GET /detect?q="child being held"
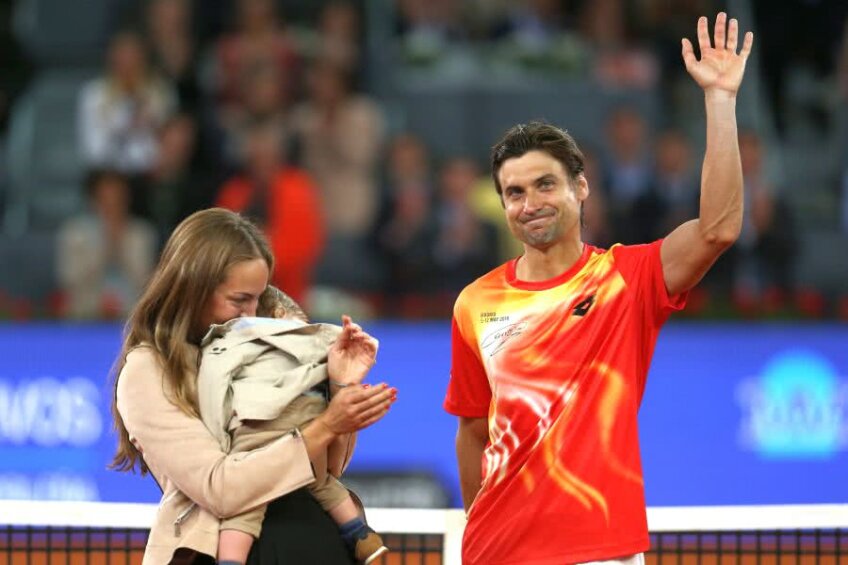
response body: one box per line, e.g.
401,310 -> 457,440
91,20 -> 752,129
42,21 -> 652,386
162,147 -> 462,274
197,285 -> 390,565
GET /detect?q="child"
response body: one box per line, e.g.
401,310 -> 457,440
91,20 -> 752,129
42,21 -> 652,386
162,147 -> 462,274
196,286 -> 390,564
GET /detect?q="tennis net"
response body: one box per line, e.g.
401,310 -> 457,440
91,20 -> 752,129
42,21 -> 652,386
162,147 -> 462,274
0,501 -> 845,564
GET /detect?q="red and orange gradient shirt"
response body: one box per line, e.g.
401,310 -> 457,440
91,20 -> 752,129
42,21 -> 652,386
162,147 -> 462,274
444,241 -> 686,565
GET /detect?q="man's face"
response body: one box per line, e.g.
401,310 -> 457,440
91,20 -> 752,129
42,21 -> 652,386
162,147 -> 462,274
498,150 -> 587,249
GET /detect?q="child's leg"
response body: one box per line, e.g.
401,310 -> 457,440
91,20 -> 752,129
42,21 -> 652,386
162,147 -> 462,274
216,420 -> 278,564
313,477 -> 388,563
327,495 -> 361,525
218,529 -> 255,564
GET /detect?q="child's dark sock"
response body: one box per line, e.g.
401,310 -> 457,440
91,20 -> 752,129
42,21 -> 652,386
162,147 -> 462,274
338,516 -> 369,548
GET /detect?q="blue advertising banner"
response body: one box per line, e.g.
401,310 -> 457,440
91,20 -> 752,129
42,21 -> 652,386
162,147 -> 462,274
0,322 -> 846,506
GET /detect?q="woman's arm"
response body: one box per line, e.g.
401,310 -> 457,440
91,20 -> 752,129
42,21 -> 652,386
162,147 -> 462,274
325,387 -> 357,478
118,348 -> 393,519
325,316 -> 381,474
118,348 -> 314,518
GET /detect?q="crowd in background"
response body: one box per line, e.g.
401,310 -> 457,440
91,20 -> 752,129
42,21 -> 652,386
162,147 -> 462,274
0,0 -> 847,320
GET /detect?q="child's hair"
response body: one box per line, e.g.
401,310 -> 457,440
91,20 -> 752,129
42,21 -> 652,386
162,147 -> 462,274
258,285 -> 309,322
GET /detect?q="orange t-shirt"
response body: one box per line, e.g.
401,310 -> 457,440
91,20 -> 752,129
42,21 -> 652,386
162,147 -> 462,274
445,241 -> 686,565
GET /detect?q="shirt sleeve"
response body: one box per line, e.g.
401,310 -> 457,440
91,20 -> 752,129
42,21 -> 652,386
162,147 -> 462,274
117,347 -> 316,519
612,240 -> 688,325
444,316 -> 491,418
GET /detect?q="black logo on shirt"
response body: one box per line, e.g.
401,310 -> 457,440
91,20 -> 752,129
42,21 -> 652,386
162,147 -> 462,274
572,294 -> 595,317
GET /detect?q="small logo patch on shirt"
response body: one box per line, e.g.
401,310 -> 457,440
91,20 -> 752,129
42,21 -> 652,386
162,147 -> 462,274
572,294 -> 595,317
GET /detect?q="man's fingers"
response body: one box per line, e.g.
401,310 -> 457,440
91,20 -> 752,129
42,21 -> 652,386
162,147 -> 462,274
713,12 -> 726,50
727,18 -> 738,52
696,16 -> 710,53
681,38 -> 697,70
740,31 -> 754,59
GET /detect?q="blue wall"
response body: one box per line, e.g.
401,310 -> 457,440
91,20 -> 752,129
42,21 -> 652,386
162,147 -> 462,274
0,322 -> 846,506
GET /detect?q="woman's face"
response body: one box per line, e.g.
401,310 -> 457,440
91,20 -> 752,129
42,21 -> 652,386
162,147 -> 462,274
198,258 -> 270,330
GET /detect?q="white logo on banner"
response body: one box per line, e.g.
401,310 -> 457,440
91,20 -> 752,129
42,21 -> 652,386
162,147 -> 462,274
0,377 -> 103,446
0,472 -> 99,500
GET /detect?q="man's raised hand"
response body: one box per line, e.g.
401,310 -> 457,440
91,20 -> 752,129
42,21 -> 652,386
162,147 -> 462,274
682,12 -> 754,97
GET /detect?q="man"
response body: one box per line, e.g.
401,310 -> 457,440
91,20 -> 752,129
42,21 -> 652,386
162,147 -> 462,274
444,14 -> 753,565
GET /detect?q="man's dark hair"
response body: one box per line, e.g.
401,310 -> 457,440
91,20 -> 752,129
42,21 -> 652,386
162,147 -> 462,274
491,121 -> 585,196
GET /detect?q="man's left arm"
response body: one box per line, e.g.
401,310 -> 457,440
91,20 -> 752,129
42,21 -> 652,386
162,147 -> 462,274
661,13 -> 754,296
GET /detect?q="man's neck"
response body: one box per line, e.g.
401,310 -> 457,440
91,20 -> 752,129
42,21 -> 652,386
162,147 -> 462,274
516,238 -> 584,282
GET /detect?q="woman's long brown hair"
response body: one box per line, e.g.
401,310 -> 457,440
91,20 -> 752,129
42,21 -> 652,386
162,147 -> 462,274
110,208 -> 273,473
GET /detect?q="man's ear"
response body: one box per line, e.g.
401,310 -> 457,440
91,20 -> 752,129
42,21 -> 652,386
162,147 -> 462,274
575,173 -> 590,201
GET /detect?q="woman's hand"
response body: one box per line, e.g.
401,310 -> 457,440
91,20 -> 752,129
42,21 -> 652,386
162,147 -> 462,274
321,383 -> 395,433
300,384 -> 396,461
328,316 -> 379,386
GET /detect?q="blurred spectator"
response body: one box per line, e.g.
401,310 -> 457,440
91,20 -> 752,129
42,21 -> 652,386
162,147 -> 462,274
631,129 -> 698,243
291,59 -> 385,289
78,31 -> 175,177
0,0 -> 30,137
732,131 -> 797,308
432,157 -> 499,292
482,0 -> 588,72
216,121 -> 323,304
396,0 -> 466,60
752,0 -> 848,135
145,114 -> 213,243
213,0 -> 300,120
374,135 -> 437,297
145,0 -> 200,113
378,182 -> 436,298
841,167 -> 848,236
295,1 -> 362,74
601,107 -> 654,243
375,133 -> 436,257
839,18 -> 848,101
839,20 -> 848,237
219,61 -> 291,168
377,135 -> 437,298
580,148 -> 614,248
643,0 -> 714,114
57,170 -> 156,319
384,133 -> 433,195
582,0 -> 658,89
469,176 -> 524,264
496,0 -> 570,47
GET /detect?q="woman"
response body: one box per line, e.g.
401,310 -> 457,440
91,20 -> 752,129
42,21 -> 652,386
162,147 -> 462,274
111,208 -> 394,564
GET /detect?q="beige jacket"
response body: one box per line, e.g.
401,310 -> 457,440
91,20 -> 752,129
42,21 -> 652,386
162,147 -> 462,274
197,317 -> 342,452
116,346 -> 319,565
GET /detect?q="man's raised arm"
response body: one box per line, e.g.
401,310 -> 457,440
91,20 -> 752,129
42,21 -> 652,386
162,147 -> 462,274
661,13 -> 755,296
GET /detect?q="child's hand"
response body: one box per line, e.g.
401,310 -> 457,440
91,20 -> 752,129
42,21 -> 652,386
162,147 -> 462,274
328,315 -> 379,385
